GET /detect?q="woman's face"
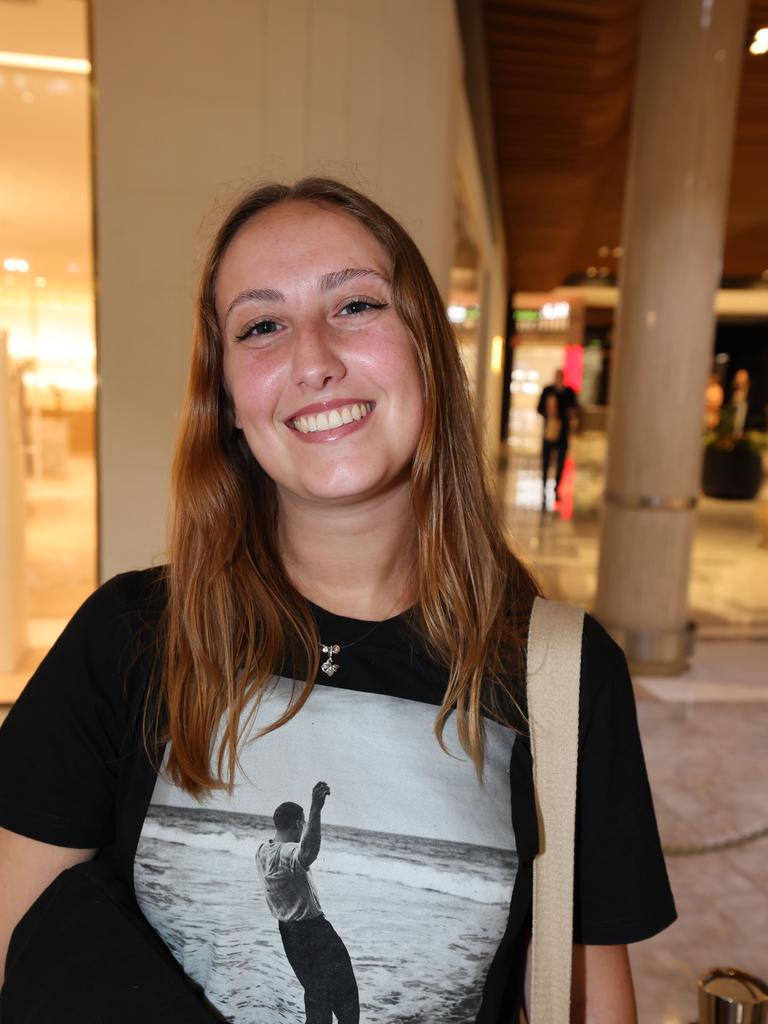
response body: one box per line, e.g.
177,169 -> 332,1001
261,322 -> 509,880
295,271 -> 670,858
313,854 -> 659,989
217,201 -> 424,508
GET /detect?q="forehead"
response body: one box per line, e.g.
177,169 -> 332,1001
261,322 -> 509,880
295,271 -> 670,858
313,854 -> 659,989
215,200 -> 390,309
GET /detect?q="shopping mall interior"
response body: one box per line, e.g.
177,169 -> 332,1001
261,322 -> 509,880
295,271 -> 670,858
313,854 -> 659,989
0,0 -> 766,1020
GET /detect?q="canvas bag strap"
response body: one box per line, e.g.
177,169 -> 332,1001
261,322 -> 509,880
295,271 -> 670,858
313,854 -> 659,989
526,596 -> 585,1024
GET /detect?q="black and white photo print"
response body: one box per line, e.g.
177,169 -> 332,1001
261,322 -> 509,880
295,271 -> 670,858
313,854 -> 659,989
134,677 -> 519,1023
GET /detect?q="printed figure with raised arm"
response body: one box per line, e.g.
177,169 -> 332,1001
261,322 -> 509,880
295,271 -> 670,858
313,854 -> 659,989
256,781 -> 359,1024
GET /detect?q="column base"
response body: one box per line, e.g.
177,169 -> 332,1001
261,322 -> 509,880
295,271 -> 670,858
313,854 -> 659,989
602,620 -> 697,676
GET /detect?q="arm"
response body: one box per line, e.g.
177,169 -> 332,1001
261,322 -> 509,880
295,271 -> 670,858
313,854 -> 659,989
571,944 -> 636,1023
297,781 -> 330,868
0,828 -> 96,983
522,941 -> 637,1023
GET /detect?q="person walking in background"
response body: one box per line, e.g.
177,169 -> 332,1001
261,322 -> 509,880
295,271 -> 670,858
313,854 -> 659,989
256,782 -> 359,1024
537,368 -> 579,505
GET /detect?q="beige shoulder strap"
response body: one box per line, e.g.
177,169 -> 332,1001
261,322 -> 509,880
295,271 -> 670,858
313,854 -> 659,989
526,596 -> 585,1024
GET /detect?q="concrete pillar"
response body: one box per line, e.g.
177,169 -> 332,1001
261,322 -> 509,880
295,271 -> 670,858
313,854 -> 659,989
90,0 -> 461,579
594,0 -> 749,673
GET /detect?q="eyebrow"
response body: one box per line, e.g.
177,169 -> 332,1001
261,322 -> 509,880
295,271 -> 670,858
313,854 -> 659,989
223,267 -> 389,326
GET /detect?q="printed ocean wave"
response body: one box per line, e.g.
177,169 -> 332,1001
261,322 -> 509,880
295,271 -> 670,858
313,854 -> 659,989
141,821 -> 254,858
140,821 -> 514,905
323,849 -> 512,905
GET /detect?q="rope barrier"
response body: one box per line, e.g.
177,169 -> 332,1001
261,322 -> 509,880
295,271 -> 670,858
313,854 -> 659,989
662,821 -> 768,857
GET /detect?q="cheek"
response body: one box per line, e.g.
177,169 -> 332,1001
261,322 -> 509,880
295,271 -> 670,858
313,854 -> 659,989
223,351 -> 285,430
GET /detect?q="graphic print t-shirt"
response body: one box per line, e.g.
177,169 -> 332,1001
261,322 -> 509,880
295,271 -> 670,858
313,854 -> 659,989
0,571 -> 677,1023
134,605 -> 520,1023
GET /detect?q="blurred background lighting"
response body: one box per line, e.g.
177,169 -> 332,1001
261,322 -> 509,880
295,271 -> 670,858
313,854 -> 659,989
541,301 -> 570,320
491,334 -> 504,374
3,257 -> 29,272
0,51 -> 91,75
447,304 -> 468,323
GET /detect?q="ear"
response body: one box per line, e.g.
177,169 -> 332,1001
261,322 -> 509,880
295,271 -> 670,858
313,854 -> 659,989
234,410 -> 242,430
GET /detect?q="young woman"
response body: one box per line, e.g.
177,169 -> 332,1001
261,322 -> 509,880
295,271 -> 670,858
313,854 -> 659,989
0,179 -> 675,1022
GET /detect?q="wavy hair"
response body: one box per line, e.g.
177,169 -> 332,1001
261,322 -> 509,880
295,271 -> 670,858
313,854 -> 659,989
156,177 -> 540,795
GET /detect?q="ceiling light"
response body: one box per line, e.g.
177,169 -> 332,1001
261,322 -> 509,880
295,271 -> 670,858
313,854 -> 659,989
598,266 -> 610,278
4,257 -> 29,272
749,29 -> 768,54
34,276 -> 47,288
597,245 -> 610,258
0,52 -> 91,75
611,246 -> 624,258
447,304 -> 467,324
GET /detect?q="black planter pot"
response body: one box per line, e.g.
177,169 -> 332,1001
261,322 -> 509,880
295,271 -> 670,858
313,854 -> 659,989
702,444 -> 764,500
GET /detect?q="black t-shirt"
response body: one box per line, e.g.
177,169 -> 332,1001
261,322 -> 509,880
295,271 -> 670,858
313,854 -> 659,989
537,385 -> 578,441
0,570 -> 675,1022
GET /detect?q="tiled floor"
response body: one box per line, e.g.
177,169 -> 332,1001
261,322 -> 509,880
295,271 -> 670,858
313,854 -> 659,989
2,441 -> 767,1021
502,433 -> 768,637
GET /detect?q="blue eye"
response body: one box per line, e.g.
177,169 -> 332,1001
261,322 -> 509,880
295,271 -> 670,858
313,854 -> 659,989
339,299 -> 387,316
235,319 -> 280,341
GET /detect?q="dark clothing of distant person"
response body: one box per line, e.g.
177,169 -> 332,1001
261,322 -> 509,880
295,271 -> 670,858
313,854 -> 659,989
537,383 -> 578,498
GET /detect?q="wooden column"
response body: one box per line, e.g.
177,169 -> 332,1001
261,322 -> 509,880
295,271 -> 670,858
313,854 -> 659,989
594,0 -> 749,672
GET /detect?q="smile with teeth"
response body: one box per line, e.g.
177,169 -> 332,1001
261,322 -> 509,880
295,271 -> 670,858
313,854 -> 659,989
289,402 -> 375,434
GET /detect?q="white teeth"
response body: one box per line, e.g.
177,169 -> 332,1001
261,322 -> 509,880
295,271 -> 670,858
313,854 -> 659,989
291,402 -> 373,434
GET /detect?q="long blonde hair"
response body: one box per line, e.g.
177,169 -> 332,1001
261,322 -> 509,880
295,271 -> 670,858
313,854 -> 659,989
157,178 -> 540,795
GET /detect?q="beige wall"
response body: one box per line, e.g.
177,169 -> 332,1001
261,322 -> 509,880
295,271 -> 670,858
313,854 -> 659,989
92,0 -> 463,578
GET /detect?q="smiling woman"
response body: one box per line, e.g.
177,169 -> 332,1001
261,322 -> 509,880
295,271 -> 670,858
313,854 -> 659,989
0,178 -> 675,1024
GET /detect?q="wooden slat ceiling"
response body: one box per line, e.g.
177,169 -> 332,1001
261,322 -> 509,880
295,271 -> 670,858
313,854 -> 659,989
483,0 -> 768,291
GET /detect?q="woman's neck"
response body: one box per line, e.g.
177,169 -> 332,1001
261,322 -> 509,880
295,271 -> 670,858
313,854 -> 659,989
277,489 -> 418,620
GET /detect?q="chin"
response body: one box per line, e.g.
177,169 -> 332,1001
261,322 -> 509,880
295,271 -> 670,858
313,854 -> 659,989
285,469 -> 406,505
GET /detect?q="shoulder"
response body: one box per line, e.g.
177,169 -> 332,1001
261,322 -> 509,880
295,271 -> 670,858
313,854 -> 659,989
578,612 -> 635,748
76,566 -> 168,624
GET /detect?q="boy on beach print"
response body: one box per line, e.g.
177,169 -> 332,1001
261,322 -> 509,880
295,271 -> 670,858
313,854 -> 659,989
256,781 -> 360,1023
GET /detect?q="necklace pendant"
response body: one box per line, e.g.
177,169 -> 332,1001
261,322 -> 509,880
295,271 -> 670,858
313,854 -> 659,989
320,644 -> 341,676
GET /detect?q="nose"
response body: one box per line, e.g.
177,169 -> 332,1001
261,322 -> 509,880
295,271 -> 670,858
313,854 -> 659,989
292,319 -> 346,391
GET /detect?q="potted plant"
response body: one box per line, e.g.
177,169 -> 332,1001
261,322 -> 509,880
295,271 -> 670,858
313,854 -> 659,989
702,409 -> 767,501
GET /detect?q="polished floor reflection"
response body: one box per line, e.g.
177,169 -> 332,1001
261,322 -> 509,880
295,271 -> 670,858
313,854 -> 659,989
502,432 -> 768,637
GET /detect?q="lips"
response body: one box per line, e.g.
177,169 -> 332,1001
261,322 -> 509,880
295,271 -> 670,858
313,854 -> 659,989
287,401 -> 375,435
